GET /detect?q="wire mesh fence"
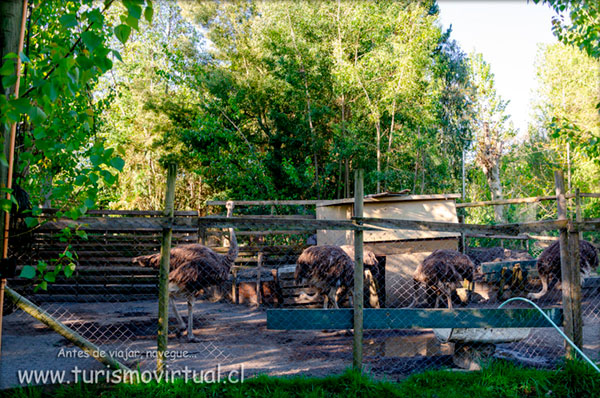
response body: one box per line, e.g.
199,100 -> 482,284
2,188 -> 600,388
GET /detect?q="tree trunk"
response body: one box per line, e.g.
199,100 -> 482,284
344,157 -> 350,198
477,123 -> 504,222
487,164 -> 504,222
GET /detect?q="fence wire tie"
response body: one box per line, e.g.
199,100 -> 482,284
498,297 -> 600,373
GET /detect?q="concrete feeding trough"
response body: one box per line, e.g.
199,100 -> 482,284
434,327 -> 531,370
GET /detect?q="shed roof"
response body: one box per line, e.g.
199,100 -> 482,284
316,193 -> 461,208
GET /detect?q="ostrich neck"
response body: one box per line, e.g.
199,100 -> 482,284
225,226 -> 238,266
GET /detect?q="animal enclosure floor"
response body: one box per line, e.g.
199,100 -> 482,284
2,299 -> 599,388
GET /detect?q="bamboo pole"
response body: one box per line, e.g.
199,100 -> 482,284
353,169 -> 364,370
5,285 -> 131,371
157,163 -> 176,374
0,0 -> 28,362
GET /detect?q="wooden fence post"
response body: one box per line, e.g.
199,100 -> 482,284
575,188 -> 583,241
554,170 -> 582,358
458,214 -> 466,254
568,228 -> 583,349
157,162 -> 177,374
353,169 -> 364,370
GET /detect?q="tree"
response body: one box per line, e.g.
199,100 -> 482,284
533,0 -> 600,59
0,0 -> 153,287
468,53 -> 514,222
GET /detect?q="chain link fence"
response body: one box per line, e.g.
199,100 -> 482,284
2,189 -> 599,387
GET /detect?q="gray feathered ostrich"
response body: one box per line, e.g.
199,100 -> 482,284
410,249 -> 476,309
133,201 -> 238,342
527,239 -> 598,300
294,245 -> 380,309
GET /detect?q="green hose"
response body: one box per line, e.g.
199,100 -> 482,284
499,297 -> 600,373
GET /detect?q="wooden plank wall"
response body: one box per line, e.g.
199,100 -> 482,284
8,211 -> 306,304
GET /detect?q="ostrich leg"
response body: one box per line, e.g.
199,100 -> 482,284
187,297 -> 199,342
323,294 -> 329,309
528,274 -> 549,300
170,298 -> 186,336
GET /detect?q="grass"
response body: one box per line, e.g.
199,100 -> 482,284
3,360 -> 598,398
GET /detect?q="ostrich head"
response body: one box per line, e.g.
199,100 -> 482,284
224,201 -> 238,266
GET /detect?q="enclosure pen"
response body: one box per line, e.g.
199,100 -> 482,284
3,167 -> 600,385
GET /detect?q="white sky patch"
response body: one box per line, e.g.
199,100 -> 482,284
437,0 -> 558,137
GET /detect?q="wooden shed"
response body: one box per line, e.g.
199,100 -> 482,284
316,193 -> 461,306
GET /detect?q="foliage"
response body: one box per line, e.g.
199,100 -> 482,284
533,0 -> 600,59
96,0 -> 207,210
0,0 -> 153,286
532,0 -> 600,173
141,0 -> 475,201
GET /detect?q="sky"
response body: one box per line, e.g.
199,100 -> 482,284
437,0 -> 559,135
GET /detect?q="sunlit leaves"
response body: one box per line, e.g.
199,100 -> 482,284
59,13 -> 78,28
81,31 -> 102,52
114,24 -> 131,44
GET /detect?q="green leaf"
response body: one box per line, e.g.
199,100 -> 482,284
110,156 -> 125,171
59,13 -> 78,28
63,263 -> 76,278
38,281 -> 48,291
75,175 -> 88,186
2,74 -> 16,90
11,97 -> 31,113
101,169 -> 116,185
28,106 -> 47,124
75,230 -> 88,240
86,9 -> 104,25
114,24 -> 131,44
144,4 -> 154,23
124,1 -> 142,19
84,198 -> 95,208
19,265 -> 36,279
125,15 -> 139,30
0,198 -> 12,212
44,273 -> 56,283
36,261 -> 47,272
111,50 -> 123,62
25,217 -> 39,228
0,59 -> 15,76
81,31 -> 102,52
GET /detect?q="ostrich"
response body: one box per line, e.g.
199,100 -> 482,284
410,249 -> 476,309
294,245 -> 380,308
339,245 -> 381,308
133,201 -> 238,342
527,239 -> 598,300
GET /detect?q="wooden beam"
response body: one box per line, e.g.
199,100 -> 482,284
456,194 -> 575,208
266,308 -> 563,330
354,217 -> 519,235
198,217 -> 367,231
207,200 -> 323,206
5,286 -> 132,371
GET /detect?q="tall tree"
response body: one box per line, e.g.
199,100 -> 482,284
468,53 -> 514,222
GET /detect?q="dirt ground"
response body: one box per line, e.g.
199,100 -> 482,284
1,298 -> 599,388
